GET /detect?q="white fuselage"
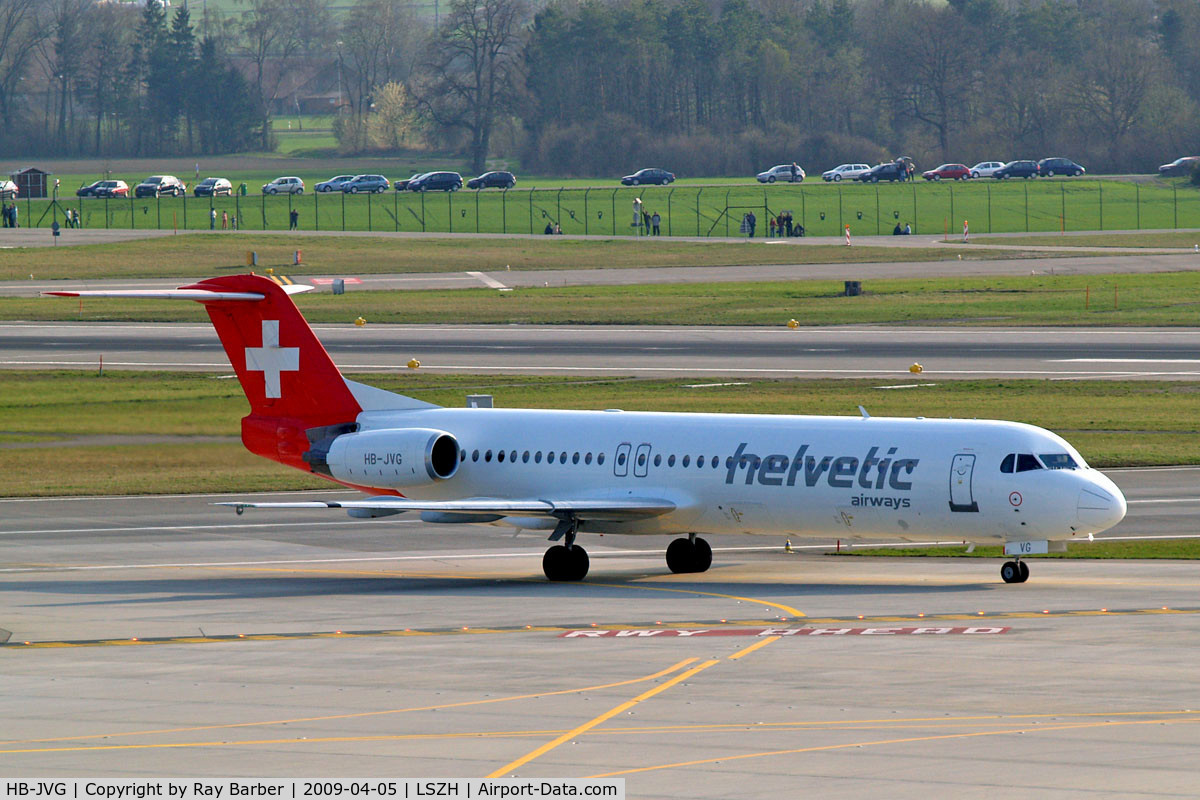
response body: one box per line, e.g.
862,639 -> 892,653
329,407 -> 1126,545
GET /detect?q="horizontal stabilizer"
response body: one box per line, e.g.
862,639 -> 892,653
43,289 -> 266,301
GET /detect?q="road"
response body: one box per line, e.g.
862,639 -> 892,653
5,321 -> 1200,379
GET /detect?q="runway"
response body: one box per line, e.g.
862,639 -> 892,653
2,468 -> 1200,794
5,321 -> 1200,379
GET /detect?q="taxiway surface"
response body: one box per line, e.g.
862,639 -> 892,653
2,468 -> 1199,795
5,321 -> 1200,379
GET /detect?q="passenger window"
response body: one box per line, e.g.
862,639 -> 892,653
654,454 -> 662,467
637,453 -> 646,467
697,456 -> 704,469
1000,454 -> 1014,473
535,451 -> 542,463
472,449 -> 480,462
711,456 -> 719,468
485,450 -> 493,462
618,453 -> 626,466
460,450 -> 466,462
668,455 -> 676,467
598,453 -> 605,465
498,450 -> 505,462
572,452 -> 580,464
560,451 -> 568,463
1040,453 -> 1078,469
522,451 -> 530,463
682,455 -> 690,467
510,450 -> 517,463
585,452 -> 592,464
1016,453 -> 1042,472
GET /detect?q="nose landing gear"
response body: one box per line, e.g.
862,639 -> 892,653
1001,559 -> 1030,584
543,515 -> 589,582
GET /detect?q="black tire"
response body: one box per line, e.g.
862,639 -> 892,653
665,538 -> 694,574
1073,169 -> 1082,177
692,538 -> 713,573
1046,170 -> 1054,177
972,171 -> 980,179
631,178 -> 639,186
931,174 -> 941,181
834,174 -> 842,181
1018,561 -> 1030,582
349,186 -> 359,194
567,546 -> 589,581
870,175 -> 879,183
1000,561 -> 1020,584
767,176 -> 776,183
543,545 -> 567,581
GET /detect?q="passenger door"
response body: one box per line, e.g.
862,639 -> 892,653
633,443 -> 651,478
949,454 -> 979,512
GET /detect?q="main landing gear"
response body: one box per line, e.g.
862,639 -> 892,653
543,516 -> 589,582
1000,559 -> 1030,584
665,534 -> 713,574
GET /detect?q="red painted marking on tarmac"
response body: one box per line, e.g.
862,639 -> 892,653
559,626 -> 1009,638
310,278 -> 363,285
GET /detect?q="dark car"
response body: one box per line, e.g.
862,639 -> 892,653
1159,157 -> 1200,177
621,168 -> 674,186
77,180 -> 105,197
467,171 -> 516,190
1037,157 -> 1085,177
921,163 -> 971,181
342,174 -> 390,194
92,180 -> 130,198
993,160 -> 1039,179
408,171 -> 463,192
857,162 -> 907,183
134,175 -> 186,198
193,177 -> 232,197
394,173 -> 424,191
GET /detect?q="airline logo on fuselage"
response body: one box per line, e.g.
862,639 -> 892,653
726,443 -> 919,491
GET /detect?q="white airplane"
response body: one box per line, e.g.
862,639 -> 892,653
47,274 -> 1127,584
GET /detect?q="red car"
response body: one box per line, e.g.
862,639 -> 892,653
921,163 -> 971,181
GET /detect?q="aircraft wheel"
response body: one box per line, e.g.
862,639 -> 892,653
1000,561 -> 1021,584
692,537 -> 713,573
543,544 -> 588,581
1018,560 -> 1030,583
666,538 -> 695,573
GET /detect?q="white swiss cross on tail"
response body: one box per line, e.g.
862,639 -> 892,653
244,320 -> 299,398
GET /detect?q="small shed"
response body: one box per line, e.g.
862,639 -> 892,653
11,167 -> 51,198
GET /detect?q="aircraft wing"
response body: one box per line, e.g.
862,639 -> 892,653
216,497 -> 675,521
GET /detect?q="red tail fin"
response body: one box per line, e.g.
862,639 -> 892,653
181,274 -> 362,470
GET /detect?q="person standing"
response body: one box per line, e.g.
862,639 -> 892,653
210,208 -> 217,230
651,211 -> 661,235
746,210 -> 756,238
221,210 -> 228,230
642,208 -> 650,235
289,208 -> 299,231
10,202 -> 17,228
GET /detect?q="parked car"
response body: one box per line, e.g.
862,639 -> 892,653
193,177 -> 232,197
467,171 -> 517,190
342,174 -> 390,194
857,162 -> 907,182
0,179 -> 17,199
408,171 -> 463,192
992,160 -> 1039,179
922,163 -> 971,181
76,180 -> 105,197
134,175 -> 186,198
755,164 -> 805,183
821,163 -> 871,182
1158,157 -> 1200,177
969,161 -> 1005,179
621,168 -> 674,186
394,173 -> 424,191
316,175 -> 355,192
262,176 -> 304,194
1037,157 -> 1085,177
91,180 -> 129,198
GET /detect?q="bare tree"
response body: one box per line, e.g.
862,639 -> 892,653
237,0 -> 303,150
418,0 -> 528,173
0,0 -> 42,127
1071,36 -> 1156,160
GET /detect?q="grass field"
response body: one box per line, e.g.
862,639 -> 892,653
2,372 -> 1198,497
5,234 -> 1016,283
15,271 -> 1200,326
979,232 -> 1200,248
14,177 -> 1200,239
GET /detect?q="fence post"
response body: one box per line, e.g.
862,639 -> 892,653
838,185 -> 843,232
611,189 -> 616,236
475,190 -> 480,233
912,183 -> 917,233
528,189 -> 533,235
1174,184 -> 1178,229
986,184 -> 991,233
1024,182 -> 1029,232
261,192 -> 266,229
875,186 -> 880,235
1136,183 -> 1140,229
1098,182 -> 1102,230
725,189 -> 731,237
667,187 -> 674,236
447,190 -> 452,233
341,191 -> 346,231
182,192 -> 187,229
696,187 -> 702,236
235,194 -> 240,229
129,195 -> 134,229
583,188 -> 589,235
156,195 -> 161,230
502,188 -> 507,233
949,185 -> 954,233
393,189 -> 398,232
556,187 -> 562,229
314,188 -> 320,231
1060,183 -> 1066,231
800,187 -> 805,233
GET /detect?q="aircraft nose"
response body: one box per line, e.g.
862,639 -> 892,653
1077,473 -> 1127,532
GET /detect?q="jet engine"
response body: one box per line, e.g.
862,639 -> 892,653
305,427 -> 460,489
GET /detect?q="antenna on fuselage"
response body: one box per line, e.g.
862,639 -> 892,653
858,405 -> 870,419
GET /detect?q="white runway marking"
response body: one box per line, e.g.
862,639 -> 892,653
1126,498 -> 1200,505
1051,358 -> 1200,364
466,271 -> 509,289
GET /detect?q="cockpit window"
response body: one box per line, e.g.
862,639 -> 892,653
1000,454 -> 1015,473
1039,453 -> 1079,470
1016,453 -> 1042,472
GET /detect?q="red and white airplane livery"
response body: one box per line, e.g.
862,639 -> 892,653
48,274 -> 1127,584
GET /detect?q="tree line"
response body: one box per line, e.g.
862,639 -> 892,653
1,0 -> 1197,176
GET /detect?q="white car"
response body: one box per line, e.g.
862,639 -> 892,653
262,176 -> 304,195
821,163 -> 871,182
969,161 -> 1005,179
0,179 -> 17,199
755,164 -> 805,183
